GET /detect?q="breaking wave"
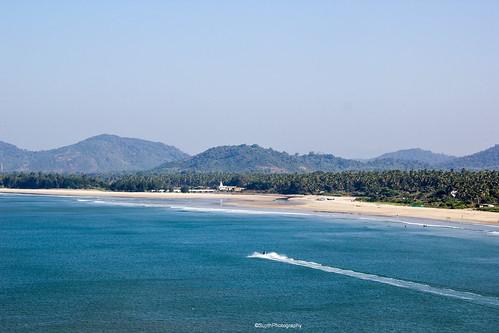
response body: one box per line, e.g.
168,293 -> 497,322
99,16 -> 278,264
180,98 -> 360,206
89,200 -> 164,208
76,199 -> 309,216
394,220 -> 463,229
357,216 -> 464,230
248,252 -> 499,308
168,205 -> 310,216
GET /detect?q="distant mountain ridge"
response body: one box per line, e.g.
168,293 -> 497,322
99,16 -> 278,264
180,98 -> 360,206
439,145 -> 499,170
157,144 -> 499,173
1,137 -> 497,173
157,144 -> 363,173
0,134 -> 188,173
373,148 -> 456,165
0,141 -> 31,171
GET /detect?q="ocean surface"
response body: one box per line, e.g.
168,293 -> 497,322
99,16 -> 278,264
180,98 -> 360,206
1,194 -> 498,333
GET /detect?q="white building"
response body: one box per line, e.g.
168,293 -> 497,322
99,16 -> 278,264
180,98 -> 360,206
218,181 -> 244,192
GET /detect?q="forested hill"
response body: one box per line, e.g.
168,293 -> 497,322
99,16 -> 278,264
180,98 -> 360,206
2,137 -> 498,173
0,141 -> 30,171
157,144 -> 364,173
0,134 -> 188,173
373,148 -> 456,165
156,144 -> 499,172
439,145 -> 499,170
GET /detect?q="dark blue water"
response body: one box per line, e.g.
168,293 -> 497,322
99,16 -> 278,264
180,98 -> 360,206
1,194 -> 498,332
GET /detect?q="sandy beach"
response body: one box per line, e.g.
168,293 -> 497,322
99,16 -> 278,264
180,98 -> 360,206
1,188 -> 498,225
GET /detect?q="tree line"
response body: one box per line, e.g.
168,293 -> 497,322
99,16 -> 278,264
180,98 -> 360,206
1,170 -> 498,209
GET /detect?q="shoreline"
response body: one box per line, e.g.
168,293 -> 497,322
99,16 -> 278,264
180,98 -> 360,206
1,188 -> 498,225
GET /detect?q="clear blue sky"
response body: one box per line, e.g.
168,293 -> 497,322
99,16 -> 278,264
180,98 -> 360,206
1,1 -> 498,158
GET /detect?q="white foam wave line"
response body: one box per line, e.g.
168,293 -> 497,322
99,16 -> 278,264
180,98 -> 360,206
353,216 -> 464,229
74,199 -> 497,231
90,200 -> 165,208
488,231 -> 499,236
78,199 -> 309,216
168,205 -> 311,216
248,252 -> 499,308
396,220 -> 463,229
374,217 -> 464,229
386,219 -> 499,233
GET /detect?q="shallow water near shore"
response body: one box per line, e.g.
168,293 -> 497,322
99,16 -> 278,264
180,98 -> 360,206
1,195 -> 498,332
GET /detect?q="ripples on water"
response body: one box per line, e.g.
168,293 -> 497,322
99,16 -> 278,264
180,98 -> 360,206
1,194 -> 498,333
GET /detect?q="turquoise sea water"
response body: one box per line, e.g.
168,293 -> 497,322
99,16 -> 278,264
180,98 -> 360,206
1,194 -> 498,332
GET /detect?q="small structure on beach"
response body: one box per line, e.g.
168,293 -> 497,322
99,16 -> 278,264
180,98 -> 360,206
218,181 -> 245,192
189,188 -> 216,193
480,204 -> 495,208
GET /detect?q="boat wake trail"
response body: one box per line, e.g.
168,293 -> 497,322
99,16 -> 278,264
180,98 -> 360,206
248,252 -> 499,308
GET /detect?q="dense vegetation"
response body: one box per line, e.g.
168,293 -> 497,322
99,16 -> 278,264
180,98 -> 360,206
2,136 -> 498,173
157,144 -> 363,173
443,144 -> 499,170
157,144 -> 499,173
1,170 -> 498,209
0,173 -> 108,189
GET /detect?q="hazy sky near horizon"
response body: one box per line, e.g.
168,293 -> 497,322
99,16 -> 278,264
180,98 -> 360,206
1,1 -> 498,158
